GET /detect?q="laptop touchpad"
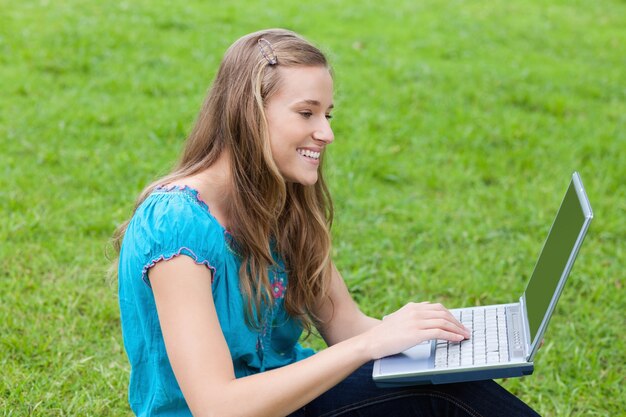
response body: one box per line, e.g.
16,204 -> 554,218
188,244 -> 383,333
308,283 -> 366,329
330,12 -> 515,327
380,341 -> 432,373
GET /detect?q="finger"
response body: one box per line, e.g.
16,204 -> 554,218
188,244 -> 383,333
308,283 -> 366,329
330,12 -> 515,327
420,328 -> 467,342
446,312 -> 468,334
413,304 -> 469,335
417,318 -> 470,338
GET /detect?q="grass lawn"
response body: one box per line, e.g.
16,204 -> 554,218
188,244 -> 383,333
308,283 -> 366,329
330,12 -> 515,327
1,0 -> 624,415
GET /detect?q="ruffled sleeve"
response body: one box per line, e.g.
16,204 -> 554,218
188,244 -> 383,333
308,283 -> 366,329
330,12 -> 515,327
122,187 -> 226,288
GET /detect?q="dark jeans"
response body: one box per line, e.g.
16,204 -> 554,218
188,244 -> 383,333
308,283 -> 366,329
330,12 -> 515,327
288,362 -> 540,417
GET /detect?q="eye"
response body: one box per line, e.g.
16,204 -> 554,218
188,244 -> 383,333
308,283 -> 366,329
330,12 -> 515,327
299,111 -> 313,119
325,114 -> 333,121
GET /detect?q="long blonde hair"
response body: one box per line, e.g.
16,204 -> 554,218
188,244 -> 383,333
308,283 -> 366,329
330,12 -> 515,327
113,29 -> 334,330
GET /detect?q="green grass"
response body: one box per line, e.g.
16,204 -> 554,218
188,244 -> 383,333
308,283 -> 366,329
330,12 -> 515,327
1,0 -> 624,415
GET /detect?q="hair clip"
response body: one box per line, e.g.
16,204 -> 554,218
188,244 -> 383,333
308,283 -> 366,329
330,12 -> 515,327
258,38 -> 278,65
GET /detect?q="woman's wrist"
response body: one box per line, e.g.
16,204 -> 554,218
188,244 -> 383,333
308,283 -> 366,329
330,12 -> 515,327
345,326 -> 378,362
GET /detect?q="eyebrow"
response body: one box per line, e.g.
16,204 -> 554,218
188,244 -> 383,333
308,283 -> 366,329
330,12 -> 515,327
295,99 -> 334,110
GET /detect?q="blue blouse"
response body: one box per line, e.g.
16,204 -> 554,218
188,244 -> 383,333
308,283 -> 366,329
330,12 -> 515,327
118,186 -> 314,416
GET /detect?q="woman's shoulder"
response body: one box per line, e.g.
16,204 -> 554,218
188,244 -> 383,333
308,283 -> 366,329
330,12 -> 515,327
139,185 -> 222,229
124,185 -> 228,261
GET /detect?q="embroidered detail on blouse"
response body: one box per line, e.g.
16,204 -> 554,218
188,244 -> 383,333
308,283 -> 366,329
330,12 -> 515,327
141,247 -> 216,287
271,276 -> 286,299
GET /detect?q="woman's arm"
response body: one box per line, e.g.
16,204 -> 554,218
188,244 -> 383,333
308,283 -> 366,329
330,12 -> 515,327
150,256 -> 468,417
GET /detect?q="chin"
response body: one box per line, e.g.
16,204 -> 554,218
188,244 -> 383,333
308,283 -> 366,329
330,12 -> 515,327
286,174 -> 319,186
300,178 -> 318,186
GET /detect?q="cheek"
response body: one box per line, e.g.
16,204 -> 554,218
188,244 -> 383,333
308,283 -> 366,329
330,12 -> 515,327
267,138 -> 291,174
268,126 -> 297,156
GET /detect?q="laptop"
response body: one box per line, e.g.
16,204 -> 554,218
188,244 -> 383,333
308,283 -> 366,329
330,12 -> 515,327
372,172 -> 593,386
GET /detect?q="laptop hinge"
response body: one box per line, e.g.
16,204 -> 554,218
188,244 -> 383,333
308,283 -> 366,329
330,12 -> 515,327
519,294 -> 533,360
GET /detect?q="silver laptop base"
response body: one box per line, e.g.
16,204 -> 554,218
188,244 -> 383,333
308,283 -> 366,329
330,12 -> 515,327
374,362 -> 534,387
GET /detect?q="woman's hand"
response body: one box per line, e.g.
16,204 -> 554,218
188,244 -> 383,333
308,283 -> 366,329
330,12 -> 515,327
359,302 -> 471,360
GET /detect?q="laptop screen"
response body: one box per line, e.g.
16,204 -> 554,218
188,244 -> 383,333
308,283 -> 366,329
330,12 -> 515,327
524,173 -> 592,345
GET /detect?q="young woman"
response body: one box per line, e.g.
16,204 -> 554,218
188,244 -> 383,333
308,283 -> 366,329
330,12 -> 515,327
114,29 -> 540,417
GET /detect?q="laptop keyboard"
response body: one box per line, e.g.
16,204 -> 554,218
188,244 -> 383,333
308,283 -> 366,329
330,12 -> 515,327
434,306 -> 511,368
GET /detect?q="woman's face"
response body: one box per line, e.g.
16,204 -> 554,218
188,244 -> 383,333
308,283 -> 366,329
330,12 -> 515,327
264,65 -> 334,186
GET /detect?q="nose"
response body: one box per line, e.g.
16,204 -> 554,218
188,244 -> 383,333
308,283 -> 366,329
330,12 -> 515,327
312,118 -> 334,144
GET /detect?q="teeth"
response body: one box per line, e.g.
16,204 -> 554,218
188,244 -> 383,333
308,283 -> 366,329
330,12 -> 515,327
298,149 -> 320,160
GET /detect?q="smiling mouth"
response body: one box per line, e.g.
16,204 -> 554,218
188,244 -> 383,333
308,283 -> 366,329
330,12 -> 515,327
297,149 -> 321,160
